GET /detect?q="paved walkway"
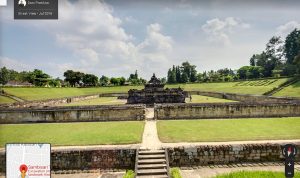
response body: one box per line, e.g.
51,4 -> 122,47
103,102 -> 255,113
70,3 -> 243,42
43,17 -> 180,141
141,107 -> 162,149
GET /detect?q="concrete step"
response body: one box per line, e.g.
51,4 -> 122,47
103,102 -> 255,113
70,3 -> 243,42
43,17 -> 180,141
136,174 -> 168,178
139,150 -> 165,155
137,164 -> 167,169
139,154 -> 165,159
138,159 -> 166,164
137,168 -> 167,175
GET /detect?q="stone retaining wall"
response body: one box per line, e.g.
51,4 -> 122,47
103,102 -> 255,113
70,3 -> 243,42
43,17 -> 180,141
0,146 -> 137,172
154,102 -> 300,119
0,105 -> 145,124
166,143 -> 300,167
188,91 -> 299,103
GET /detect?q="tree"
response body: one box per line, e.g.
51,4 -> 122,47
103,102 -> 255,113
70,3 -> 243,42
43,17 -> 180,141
175,66 -> 181,83
82,74 -> 98,86
282,64 -> 297,76
0,67 -> 9,85
265,36 -> 284,65
181,61 -> 197,82
237,66 -> 249,79
250,55 -> 256,66
64,70 -> 84,87
294,52 -> 300,74
160,77 -> 167,84
110,77 -> 120,86
49,78 -> 61,87
99,75 -> 109,86
181,72 -> 189,83
129,70 -> 138,80
167,68 -> 176,84
190,66 -> 197,82
119,77 -> 126,85
284,29 -> 300,64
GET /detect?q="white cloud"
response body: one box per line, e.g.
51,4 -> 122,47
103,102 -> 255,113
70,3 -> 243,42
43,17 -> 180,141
276,21 -> 300,37
138,23 -> 173,53
34,1 -> 173,78
0,57 -> 32,71
201,17 -> 250,46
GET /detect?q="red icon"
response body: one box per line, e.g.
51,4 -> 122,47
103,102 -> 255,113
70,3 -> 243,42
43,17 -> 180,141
19,164 -> 28,173
19,164 -> 28,178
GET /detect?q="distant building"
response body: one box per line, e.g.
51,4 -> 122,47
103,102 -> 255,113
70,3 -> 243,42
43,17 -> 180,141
127,74 -> 186,104
4,80 -> 33,87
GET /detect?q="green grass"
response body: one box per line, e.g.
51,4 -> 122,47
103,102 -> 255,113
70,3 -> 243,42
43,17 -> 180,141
214,171 -> 300,178
0,95 -> 16,104
185,95 -> 236,103
166,78 -> 289,95
274,81 -> 300,98
123,170 -> 135,178
0,78 -> 291,101
170,168 -> 182,178
1,86 -> 142,101
157,118 -> 300,142
61,97 -> 126,106
0,121 -> 144,147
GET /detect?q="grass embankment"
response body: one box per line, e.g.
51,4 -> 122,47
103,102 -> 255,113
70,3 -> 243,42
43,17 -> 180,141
0,121 -> 144,147
1,86 -> 142,101
185,95 -> 236,103
167,78 -> 289,95
214,171 -> 300,178
0,95 -> 16,104
273,81 -> 300,98
1,78 -> 290,101
61,97 -> 126,106
157,118 -> 300,142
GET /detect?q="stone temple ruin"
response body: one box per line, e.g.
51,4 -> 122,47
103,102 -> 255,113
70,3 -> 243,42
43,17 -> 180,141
127,74 -> 186,104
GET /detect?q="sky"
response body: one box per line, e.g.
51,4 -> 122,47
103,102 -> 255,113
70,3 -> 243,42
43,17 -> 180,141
1,0 -> 300,79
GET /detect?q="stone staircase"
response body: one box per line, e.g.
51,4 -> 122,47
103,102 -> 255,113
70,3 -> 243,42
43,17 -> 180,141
135,148 -> 170,178
263,77 -> 300,96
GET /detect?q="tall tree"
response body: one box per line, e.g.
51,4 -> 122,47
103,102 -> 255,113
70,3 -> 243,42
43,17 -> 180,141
167,68 -> 176,84
250,55 -> 256,66
265,36 -> 284,65
82,74 -> 98,86
0,67 -> 9,85
284,29 -> 300,64
175,66 -> 181,83
99,75 -> 109,86
64,70 -> 84,87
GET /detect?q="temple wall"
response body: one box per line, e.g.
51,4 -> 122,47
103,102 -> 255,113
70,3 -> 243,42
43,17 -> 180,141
0,105 -> 145,124
154,102 -> 300,119
188,91 -> 299,103
166,143 -> 300,167
0,146 -> 137,172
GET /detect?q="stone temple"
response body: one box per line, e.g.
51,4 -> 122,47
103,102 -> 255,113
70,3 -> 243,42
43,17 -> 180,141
127,74 -> 186,104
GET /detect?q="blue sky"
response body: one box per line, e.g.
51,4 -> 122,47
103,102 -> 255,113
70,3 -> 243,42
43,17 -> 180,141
1,0 -> 300,79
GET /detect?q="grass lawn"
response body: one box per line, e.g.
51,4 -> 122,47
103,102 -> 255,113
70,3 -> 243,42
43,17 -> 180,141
61,97 -> 126,106
1,78 -> 290,101
1,86 -> 142,101
214,171 -> 300,178
0,95 -> 16,104
157,118 -> 300,142
185,95 -> 236,103
273,81 -> 300,98
167,78 -> 289,95
0,121 -> 144,147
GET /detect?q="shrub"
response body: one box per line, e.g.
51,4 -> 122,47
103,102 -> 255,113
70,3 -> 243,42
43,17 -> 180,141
170,167 -> 182,178
123,170 -> 135,178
